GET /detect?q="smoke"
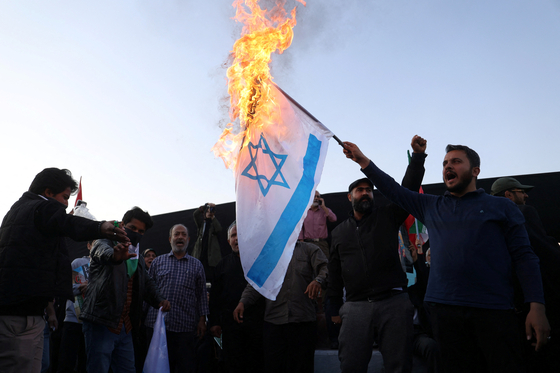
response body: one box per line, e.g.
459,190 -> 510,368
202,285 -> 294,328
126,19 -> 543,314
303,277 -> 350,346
271,0 -> 377,84
215,0 -> 376,127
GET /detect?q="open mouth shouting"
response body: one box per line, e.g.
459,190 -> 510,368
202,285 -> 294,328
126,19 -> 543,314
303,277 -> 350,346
445,171 -> 457,184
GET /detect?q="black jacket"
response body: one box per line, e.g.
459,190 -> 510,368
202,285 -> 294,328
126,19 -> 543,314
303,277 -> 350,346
80,239 -> 164,329
209,253 -> 265,328
0,192 -> 102,315
327,153 -> 425,313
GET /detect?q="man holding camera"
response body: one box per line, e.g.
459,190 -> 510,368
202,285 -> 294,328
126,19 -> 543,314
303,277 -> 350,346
298,191 -> 337,260
193,203 -> 222,282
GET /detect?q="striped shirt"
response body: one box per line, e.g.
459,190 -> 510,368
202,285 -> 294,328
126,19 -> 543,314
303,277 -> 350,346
145,252 -> 209,333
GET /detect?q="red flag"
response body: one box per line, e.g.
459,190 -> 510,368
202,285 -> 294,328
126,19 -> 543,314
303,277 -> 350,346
74,177 -> 82,207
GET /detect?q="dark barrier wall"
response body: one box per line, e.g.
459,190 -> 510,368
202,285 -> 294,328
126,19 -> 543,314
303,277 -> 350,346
67,172 -> 560,260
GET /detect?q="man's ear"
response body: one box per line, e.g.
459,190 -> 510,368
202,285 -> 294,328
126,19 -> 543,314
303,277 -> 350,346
472,167 -> 480,178
43,188 -> 54,198
347,192 -> 352,202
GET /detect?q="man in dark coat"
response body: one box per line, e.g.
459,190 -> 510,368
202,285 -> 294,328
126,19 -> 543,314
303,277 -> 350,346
0,168 -> 128,373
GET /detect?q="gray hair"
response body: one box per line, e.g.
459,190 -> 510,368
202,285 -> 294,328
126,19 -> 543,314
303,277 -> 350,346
227,220 -> 237,240
169,224 -> 188,237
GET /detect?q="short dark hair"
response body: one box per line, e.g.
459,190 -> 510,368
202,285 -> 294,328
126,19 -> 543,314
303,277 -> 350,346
445,145 -> 480,169
29,168 -> 78,195
122,207 -> 154,231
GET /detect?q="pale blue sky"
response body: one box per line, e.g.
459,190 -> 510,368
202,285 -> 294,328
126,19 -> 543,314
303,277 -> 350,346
1,0 -> 559,220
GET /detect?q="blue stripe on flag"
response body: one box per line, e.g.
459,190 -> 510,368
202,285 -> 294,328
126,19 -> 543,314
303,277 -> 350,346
247,134 -> 321,287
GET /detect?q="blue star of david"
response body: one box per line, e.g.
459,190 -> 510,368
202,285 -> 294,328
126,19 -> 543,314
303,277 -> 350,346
241,134 -> 289,196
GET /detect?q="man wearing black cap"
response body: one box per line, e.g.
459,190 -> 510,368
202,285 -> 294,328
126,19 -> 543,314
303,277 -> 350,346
491,177 -> 533,205
492,177 -> 560,372
327,135 -> 427,373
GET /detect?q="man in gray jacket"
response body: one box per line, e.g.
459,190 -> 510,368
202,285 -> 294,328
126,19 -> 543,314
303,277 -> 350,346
233,241 -> 327,373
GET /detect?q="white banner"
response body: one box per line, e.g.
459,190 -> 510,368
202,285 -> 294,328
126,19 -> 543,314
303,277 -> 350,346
235,84 -> 333,300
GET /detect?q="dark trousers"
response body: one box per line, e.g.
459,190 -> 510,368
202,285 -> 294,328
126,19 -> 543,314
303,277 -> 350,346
222,321 -> 264,373
263,321 -> 316,373
57,322 -> 87,373
412,327 -> 440,373
426,302 -> 526,373
146,327 -> 196,373
323,298 -> 341,345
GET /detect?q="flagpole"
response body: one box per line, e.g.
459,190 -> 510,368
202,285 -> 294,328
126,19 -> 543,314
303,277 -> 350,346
272,83 -> 345,147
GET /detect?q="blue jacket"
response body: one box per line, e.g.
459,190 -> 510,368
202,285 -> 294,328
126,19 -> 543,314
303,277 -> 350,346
362,161 -> 544,309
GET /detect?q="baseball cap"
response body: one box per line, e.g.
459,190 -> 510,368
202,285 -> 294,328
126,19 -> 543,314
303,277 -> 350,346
491,177 -> 534,196
348,178 -> 373,193
142,248 -> 156,257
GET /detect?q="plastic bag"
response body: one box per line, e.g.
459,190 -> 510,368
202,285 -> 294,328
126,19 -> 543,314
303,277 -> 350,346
143,308 -> 170,373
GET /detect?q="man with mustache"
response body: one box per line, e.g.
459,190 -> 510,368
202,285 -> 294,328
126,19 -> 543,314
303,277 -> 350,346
327,136 -> 427,373
145,224 -> 209,373
491,177 -> 560,372
342,141 -> 550,372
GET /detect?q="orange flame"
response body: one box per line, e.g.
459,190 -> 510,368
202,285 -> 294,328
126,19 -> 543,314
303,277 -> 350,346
212,0 -> 305,169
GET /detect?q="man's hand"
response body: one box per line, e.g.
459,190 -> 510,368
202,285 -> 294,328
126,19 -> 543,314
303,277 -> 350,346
46,301 -> 58,331
526,302 -> 551,351
48,313 -> 58,332
197,316 -> 207,340
210,325 -> 222,337
100,221 -> 130,244
408,244 -> 418,263
304,280 -> 322,300
112,243 -> 136,262
342,142 -> 371,169
331,316 -> 342,324
411,135 -> 427,154
205,203 -> 216,219
233,302 -> 245,323
159,300 -> 171,312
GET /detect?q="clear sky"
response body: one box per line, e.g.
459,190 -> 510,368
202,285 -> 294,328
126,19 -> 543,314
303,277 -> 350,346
1,0 -> 559,220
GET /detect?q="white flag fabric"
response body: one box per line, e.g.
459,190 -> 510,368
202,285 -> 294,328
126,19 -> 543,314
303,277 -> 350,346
236,84 -> 333,300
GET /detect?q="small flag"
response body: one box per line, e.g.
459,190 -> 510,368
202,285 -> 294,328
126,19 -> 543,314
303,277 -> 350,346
74,177 -> 83,207
236,84 -> 333,300
405,151 -> 429,251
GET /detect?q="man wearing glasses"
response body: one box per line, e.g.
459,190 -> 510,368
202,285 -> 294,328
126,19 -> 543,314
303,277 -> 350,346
492,177 -> 560,372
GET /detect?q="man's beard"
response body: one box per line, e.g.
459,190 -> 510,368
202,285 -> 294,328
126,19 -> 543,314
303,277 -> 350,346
446,173 -> 474,194
311,202 -> 319,208
352,197 -> 373,213
171,241 -> 187,254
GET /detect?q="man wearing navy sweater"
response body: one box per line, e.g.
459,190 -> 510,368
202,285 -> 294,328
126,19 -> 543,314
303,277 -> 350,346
342,140 -> 550,373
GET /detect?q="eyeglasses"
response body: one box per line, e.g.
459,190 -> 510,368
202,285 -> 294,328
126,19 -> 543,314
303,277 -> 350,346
509,189 -> 527,195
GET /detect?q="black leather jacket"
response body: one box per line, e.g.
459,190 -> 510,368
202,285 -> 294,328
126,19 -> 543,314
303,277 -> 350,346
80,239 -> 164,329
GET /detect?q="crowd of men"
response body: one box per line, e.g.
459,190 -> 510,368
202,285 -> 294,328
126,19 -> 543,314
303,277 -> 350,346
0,135 -> 558,373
